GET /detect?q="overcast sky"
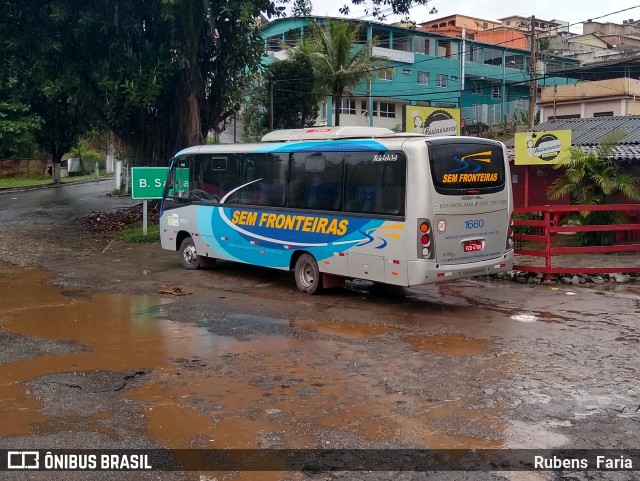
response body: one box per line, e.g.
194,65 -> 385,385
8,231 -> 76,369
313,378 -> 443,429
306,0 -> 640,34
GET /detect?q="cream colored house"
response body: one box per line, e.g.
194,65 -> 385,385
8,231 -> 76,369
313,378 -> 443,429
539,78 -> 640,122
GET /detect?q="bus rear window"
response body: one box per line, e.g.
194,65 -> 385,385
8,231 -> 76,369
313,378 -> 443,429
429,141 -> 505,195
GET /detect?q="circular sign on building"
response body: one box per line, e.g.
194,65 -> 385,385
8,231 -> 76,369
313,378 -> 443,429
532,133 -> 562,162
423,110 -> 458,137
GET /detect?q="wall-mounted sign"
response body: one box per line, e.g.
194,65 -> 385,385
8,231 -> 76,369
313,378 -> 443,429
405,106 -> 460,137
514,130 -> 572,165
372,46 -> 415,64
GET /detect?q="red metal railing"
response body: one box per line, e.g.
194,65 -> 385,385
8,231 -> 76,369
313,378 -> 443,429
513,204 -> 640,279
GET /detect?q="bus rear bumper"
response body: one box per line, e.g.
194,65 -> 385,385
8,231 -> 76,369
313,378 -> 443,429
407,251 -> 514,285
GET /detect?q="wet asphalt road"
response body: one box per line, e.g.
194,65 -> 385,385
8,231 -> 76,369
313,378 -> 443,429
0,184 -> 639,481
0,180 -> 138,222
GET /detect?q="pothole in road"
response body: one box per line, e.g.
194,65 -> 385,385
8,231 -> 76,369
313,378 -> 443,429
290,319 -> 401,338
0,266 -> 514,454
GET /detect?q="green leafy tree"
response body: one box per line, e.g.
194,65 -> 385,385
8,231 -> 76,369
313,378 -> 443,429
270,54 -> 319,129
74,0 -> 276,164
291,0 -> 312,16
1,1 -> 97,182
1,0 -> 434,166
335,0 -> 436,20
305,19 -> 382,126
0,68 -> 41,158
242,78 -> 269,142
547,132 -> 640,245
243,53 -> 318,139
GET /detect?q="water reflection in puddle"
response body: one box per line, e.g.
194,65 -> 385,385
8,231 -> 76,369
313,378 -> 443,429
0,267 -> 513,455
405,334 -> 491,356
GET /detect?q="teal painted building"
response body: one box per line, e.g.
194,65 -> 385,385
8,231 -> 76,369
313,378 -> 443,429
260,17 -> 579,129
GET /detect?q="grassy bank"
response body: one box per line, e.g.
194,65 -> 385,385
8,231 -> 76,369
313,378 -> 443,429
0,172 -> 110,189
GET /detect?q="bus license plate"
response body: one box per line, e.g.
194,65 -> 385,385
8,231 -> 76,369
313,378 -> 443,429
463,240 -> 483,252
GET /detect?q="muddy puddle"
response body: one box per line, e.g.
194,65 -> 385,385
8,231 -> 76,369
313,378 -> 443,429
0,266 -> 523,477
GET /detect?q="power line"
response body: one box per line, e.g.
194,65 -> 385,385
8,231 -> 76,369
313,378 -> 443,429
263,5 -> 640,114
269,4 -> 638,84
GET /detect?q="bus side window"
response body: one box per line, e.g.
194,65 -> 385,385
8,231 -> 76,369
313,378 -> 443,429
345,152 -> 406,216
226,153 -> 287,207
345,183 -> 376,213
377,163 -> 405,215
289,152 -> 343,211
345,157 -> 377,214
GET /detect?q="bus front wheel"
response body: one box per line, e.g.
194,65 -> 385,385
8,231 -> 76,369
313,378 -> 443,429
179,237 -> 201,270
294,253 -> 324,295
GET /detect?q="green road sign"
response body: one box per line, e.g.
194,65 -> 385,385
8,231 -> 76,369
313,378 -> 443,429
131,167 -> 169,199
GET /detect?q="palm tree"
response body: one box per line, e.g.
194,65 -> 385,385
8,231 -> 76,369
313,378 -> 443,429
306,19 -> 382,126
547,131 -> 640,245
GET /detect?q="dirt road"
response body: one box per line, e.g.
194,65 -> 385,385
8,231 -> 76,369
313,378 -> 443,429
0,185 -> 638,480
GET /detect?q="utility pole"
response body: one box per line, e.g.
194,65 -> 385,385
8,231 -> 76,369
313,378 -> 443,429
528,16 -> 537,128
269,77 -> 274,132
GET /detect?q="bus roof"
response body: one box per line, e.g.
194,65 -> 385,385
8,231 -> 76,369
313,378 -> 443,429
261,126 -> 424,142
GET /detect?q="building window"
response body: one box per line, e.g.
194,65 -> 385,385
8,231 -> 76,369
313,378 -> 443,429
417,71 -> 430,85
593,111 -> 613,117
484,48 -> 502,66
492,86 -> 501,98
361,100 -> 378,116
472,82 -> 481,94
267,36 -> 283,52
379,102 -> 396,118
414,37 -> 431,55
436,74 -> 448,87
465,46 -> 482,63
340,98 -> 356,114
379,67 -> 394,80
394,34 -> 411,52
505,54 -> 525,69
372,27 -> 390,48
438,40 -> 457,59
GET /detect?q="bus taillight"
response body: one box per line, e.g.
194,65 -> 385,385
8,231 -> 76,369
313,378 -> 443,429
418,219 -> 434,259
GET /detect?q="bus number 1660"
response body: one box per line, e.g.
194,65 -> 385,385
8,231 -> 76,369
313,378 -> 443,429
464,219 -> 484,229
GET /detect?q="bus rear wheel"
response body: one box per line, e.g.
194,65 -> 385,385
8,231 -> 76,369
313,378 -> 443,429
179,237 -> 201,270
294,253 -> 323,295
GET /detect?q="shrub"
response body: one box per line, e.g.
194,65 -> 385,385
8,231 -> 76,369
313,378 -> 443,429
513,213 -> 538,235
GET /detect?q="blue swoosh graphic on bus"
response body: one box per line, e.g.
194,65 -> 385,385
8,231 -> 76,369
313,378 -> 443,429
356,229 -> 387,249
449,156 -> 482,173
356,229 -> 374,246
